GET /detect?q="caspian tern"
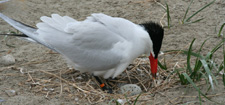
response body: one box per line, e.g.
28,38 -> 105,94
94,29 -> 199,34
0,13 -> 164,87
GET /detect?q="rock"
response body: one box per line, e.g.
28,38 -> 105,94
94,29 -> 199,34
0,54 -> 15,65
0,97 -> 5,102
5,90 -> 16,97
120,84 -> 142,96
117,99 -> 125,105
0,0 -> 10,4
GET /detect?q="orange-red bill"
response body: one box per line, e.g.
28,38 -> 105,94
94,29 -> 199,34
149,53 -> 158,79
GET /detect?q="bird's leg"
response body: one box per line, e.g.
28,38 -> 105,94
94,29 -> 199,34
105,77 -> 119,87
93,76 -> 112,93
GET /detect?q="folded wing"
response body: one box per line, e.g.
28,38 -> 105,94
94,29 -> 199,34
36,14 -> 132,71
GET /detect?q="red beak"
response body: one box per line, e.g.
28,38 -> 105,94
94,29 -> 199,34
149,53 -> 158,79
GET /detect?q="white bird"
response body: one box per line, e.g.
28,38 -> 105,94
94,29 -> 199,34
0,13 -> 164,80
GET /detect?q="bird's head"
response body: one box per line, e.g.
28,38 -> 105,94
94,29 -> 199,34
140,22 -> 164,79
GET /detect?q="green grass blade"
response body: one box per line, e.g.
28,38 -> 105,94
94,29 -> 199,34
200,59 -> 218,88
198,91 -> 202,105
223,74 -> 225,86
194,39 -> 208,72
199,71 -> 209,86
158,61 -> 167,70
183,73 -> 210,102
133,94 -> 141,105
124,94 -> 131,105
182,0 -> 194,24
207,38 -> 225,59
217,22 -> 225,37
191,60 -> 202,79
164,0 -> 171,28
185,18 -> 204,24
216,62 -> 224,75
211,40 -> 224,54
163,50 -> 204,59
187,39 -> 196,74
177,70 -> 187,85
223,36 -> 225,86
185,0 -> 215,22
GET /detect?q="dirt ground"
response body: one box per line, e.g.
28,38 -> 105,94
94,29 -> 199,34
0,0 -> 225,105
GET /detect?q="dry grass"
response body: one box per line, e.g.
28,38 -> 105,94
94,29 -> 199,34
1,51 -> 224,104
0,50 -> 193,104
1,0 -> 224,104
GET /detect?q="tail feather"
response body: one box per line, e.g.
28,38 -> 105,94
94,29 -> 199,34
0,13 -> 37,37
0,33 -> 28,37
40,14 -> 78,33
0,13 -> 57,52
0,33 -> 37,43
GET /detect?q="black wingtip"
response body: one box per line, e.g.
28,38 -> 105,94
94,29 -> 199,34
0,33 -> 28,37
13,19 -> 36,29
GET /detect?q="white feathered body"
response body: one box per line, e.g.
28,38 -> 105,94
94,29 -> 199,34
0,13 -> 152,79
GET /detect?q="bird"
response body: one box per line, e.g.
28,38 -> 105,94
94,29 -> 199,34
0,13 -> 164,91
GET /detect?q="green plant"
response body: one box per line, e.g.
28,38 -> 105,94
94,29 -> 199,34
133,94 -> 141,105
182,0 -> 216,24
164,38 -> 225,104
221,23 -> 225,86
217,22 -> 225,37
160,0 -> 215,28
223,43 -> 225,86
158,54 -> 167,70
164,0 -> 171,28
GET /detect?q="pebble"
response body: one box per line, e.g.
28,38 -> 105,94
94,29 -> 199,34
5,90 -> 16,97
0,97 -> 5,102
0,54 -> 16,65
117,99 -> 125,104
0,0 -> 10,4
120,84 -> 142,96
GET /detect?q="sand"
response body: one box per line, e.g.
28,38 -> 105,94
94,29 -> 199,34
0,0 -> 225,104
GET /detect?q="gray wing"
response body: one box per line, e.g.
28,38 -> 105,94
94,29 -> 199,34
36,14 -> 131,71
0,13 -> 132,71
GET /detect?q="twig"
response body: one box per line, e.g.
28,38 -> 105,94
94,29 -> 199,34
160,13 -> 167,27
40,70 -> 90,93
20,60 -> 51,66
59,70 -> 63,96
135,76 -> 148,91
154,0 -> 166,9
27,72 -> 35,83
141,66 -> 151,78
45,91 -> 50,99
125,70 -> 132,84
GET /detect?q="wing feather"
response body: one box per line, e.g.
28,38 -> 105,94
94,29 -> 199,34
36,14 -> 130,71
0,13 -> 141,78
89,13 -> 136,40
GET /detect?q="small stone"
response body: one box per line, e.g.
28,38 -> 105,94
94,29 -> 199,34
0,54 -> 16,65
120,84 -> 142,96
5,90 -> 16,97
76,76 -> 83,80
0,0 -> 10,4
117,99 -> 125,104
75,97 -> 79,101
0,97 -> 5,102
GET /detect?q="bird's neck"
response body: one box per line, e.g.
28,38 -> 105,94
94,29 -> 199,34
132,25 -> 152,57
